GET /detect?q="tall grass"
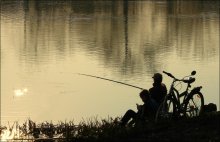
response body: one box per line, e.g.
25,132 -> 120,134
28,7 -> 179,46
1,112 -> 219,141
1,117 -> 140,141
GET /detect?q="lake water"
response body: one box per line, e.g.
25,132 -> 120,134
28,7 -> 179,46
1,0 -> 219,125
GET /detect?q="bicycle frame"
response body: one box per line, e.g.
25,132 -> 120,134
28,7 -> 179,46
167,79 -> 190,113
155,71 -> 204,122
163,71 -> 202,114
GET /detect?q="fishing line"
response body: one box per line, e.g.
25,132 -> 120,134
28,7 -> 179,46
78,73 -> 145,90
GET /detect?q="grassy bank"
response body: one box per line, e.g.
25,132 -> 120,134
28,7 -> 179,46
1,112 -> 219,142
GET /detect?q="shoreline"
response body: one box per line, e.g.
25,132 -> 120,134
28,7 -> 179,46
1,111 -> 219,142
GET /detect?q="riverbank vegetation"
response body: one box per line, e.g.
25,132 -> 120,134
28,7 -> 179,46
1,112 -> 219,142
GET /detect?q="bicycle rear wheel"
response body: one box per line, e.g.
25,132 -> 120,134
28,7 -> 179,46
184,92 -> 204,117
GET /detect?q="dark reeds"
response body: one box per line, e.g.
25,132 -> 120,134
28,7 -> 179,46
1,112 -> 219,142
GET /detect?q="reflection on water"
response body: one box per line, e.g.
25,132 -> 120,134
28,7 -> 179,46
1,0 -> 219,125
14,88 -> 28,97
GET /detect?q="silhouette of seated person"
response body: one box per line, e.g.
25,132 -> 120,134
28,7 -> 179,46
120,90 -> 159,126
149,73 -> 167,106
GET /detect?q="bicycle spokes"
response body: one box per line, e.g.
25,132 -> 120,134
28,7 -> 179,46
185,93 -> 203,117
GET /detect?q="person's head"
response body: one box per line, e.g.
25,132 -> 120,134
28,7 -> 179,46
139,89 -> 150,102
152,73 -> 163,83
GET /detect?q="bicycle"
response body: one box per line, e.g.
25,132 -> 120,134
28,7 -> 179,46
155,71 -> 204,122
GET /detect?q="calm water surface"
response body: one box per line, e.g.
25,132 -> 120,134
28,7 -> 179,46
1,0 -> 219,125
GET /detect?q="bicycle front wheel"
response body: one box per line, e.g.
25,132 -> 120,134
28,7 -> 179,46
155,97 -> 176,122
184,92 -> 204,117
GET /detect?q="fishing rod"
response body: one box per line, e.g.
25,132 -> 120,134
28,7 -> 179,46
78,73 -> 145,90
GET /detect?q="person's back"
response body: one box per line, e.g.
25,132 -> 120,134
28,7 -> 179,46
142,97 -> 159,120
149,73 -> 167,105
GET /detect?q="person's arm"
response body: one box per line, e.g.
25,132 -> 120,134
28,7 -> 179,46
162,83 -> 167,95
136,104 -> 142,111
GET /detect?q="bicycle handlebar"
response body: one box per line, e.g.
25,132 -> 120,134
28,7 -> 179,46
182,78 -> 195,84
162,71 -> 175,79
163,71 -> 196,84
